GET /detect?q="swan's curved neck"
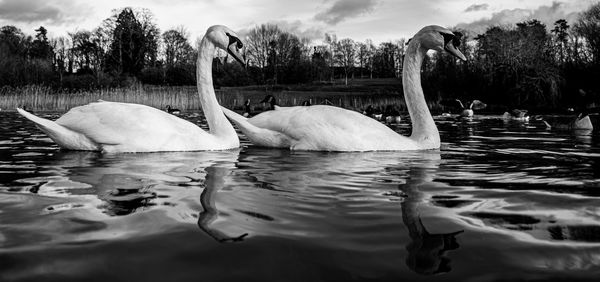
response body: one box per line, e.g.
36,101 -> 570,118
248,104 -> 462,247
197,37 -> 237,139
403,40 -> 439,148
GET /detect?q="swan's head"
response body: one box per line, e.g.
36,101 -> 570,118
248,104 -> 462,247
412,25 -> 466,61
206,25 -> 246,66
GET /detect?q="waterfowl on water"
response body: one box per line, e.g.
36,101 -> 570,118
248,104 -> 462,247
544,113 -> 593,131
242,99 -> 252,117
165,105 -> 181,115
383,105 -> 402,124
456,99 -> 486,117
17,25 -> 246,153
260,95 -> 277,111
503,109 -> 530,121
221,25 -> 467,151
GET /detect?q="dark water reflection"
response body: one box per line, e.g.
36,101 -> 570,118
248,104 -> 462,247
1,112 -> 600,281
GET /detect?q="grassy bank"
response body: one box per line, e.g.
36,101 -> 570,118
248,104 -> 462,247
0,79 -> 419,113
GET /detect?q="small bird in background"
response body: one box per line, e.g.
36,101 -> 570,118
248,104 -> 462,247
260,95 -> 277,111
384,105 -> 402,124
165,105 -> 181,115
543,89 -> 594,130
243,99 -> 252,117
503,109 -> 529,121
456,99 -> 486,117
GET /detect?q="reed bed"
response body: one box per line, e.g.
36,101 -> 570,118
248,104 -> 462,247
0,85 -> 424,113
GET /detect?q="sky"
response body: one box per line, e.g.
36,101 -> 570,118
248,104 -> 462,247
0,0 -> 597,44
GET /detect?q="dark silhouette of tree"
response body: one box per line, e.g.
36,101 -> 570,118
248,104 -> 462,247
574,3 -> 600,64
552,19 -> 570,64
105,7 -> 159,77
161,27 -> 194,85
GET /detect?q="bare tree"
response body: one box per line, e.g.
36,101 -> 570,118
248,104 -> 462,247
333,38 -> 355,85
574,2 -> 600,64
246,24 -> 280,83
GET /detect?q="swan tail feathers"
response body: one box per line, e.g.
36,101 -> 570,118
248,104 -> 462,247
221,106 -> 291,148
16,108 -> 98,150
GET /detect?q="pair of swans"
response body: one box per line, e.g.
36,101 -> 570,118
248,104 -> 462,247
18,25 -> 466,153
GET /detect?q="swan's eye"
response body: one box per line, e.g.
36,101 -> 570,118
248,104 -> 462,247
226,32 -> 243,49
440,32 -> 454,46
439,32 -> 462,47
452,32 -> 462,47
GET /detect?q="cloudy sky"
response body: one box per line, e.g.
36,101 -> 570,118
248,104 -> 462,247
0,0 -> 596,43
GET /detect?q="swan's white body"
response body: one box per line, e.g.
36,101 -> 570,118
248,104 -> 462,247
16,25 -> 244,153
222,105 -> 424,151
223,25 -> 464,151
17,102 -> 236,153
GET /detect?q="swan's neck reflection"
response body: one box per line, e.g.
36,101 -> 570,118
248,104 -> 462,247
198,165 -> 248,243
400,157 -> 463,275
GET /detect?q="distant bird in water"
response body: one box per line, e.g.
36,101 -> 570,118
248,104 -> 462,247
384,105 -> 402,124
363,105 -> 374,116
456,99 -> 486,117
260,95 -> 277,111
544,89 -> 595,130
243,99 -> 252,117
363,105 -> 384,121
544,112 -> 593,131
165,105 -> 181,115
503,109 -> 529,121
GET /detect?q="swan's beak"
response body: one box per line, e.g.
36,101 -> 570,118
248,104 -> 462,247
227,41 -> 246,67
444,37 -> 466,61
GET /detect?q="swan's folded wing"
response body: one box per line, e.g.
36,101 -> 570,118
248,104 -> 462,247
248,105 -> 405,150
56,101 -> 202,146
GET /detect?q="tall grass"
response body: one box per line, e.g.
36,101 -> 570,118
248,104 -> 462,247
0,84 -> 419,113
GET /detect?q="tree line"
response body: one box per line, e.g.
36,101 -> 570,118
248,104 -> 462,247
1,4 -> 599,109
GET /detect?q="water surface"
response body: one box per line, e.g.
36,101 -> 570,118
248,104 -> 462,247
1,111 -> 600,281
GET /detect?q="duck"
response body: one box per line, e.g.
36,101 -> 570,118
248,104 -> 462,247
383,105 -> 402,124
503,109 -> 529,121
544,112 -> 593,130
221,25 -> 466,151
16,25 -> 246,153
165,105 -> 181,115
242,99 -> 252,117
456,99 -> 486,117
362,105 -> 383,121
260,95 -> 277,111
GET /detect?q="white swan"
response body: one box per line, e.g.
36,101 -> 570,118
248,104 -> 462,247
17,25 -> 245,153
222,25 -> 466,151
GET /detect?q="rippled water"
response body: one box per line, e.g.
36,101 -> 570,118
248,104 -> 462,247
1,111 -> 600,281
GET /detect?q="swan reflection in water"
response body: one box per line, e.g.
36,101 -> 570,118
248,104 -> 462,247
25,148 -> 465,274
397,153 -> 463,275
198,164 -> 248,243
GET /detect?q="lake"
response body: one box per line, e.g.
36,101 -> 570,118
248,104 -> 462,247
1,111 -> 599,281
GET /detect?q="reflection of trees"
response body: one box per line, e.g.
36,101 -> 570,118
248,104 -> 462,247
398,154 -> 463,275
